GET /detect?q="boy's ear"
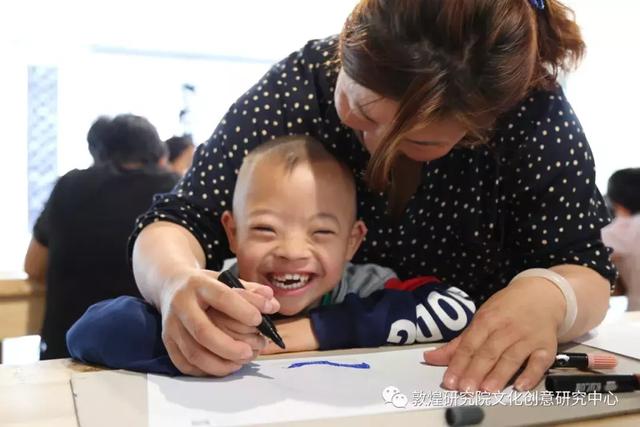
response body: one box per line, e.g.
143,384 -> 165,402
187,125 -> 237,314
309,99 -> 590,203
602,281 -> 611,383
220,210 -> 238,255
345,220 -> 367,261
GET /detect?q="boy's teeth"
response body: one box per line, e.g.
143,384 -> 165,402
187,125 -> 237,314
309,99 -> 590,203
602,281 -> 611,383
270,273 -> 310,290
273,273 -> 308,281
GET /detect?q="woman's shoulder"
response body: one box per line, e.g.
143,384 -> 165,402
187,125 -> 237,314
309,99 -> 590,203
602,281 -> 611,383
494,85 -> 577,136
492,85 -> 590,162
260,36 -> 339,99
286,35 -> 339,69
481,83 -> 600,201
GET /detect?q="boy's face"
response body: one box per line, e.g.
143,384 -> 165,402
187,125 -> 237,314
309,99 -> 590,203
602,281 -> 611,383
222,158 -> 366,316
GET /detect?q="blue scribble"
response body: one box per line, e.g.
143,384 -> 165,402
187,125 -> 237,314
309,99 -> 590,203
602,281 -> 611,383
287,360 -> 370,369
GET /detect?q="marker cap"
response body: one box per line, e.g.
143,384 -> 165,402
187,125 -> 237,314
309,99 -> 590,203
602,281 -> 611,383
446,405 -> 485,426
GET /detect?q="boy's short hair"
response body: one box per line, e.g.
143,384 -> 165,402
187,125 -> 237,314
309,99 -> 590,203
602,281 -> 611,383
234,135 -> 357,216
607,168 -> 640,214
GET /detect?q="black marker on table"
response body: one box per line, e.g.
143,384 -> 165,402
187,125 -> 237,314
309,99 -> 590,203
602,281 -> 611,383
546,374 -> 640,393
217,270 -> 286,349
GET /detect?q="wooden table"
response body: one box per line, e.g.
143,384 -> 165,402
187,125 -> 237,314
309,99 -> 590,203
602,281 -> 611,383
2,345 -> 640,427
0,275 -> 45,341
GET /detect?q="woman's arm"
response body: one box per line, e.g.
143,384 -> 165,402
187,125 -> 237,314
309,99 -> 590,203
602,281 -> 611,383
424,88 -> 614,392
132,221 -> 206,307
548,264 -> 609,341
424,264 -> 609,392
24,237 -> 48,286
132,221 -> 279,376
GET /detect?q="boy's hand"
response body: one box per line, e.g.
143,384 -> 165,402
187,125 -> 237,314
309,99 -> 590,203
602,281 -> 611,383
261,317 -> 320,355
423,277 -> 564,392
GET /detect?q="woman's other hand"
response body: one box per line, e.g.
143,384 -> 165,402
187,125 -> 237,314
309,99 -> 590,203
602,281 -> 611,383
423,277 -> 565,392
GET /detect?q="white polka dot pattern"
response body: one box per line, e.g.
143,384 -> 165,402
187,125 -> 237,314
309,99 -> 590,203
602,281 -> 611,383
130,37 -> 615,304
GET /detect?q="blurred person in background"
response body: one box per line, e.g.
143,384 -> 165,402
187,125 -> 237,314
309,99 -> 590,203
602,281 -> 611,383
86,115 -> 113,165
24,114 -> 179,359
164,135 -> 195,176
602,168 -> 640,311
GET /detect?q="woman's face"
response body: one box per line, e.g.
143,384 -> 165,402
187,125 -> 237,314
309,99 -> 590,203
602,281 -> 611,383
334,69 -> 467,162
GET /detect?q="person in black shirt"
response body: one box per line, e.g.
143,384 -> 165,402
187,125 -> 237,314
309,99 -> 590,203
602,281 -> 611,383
130,0 -> 614,392
24,114 -> 179,359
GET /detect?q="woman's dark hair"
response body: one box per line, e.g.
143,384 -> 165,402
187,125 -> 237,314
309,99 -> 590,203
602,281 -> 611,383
607,168 -> 640,215
100,114 -> 166,167
339,0 -> 585,195
87,116 -> 113,163
165,135 -> 194,163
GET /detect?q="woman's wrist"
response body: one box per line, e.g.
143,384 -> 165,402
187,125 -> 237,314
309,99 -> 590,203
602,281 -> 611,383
158,266 -> 207,307
509,268 -> 577,339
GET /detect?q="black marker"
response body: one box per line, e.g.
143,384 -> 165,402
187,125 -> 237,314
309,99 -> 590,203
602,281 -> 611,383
546,374 -> 640,393
217,270 -> 286,349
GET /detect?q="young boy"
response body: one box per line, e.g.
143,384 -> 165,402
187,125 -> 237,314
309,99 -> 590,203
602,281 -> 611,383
67,135 -> 475,376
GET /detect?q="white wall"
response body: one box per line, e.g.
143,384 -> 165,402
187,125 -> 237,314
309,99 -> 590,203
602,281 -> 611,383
0,45 -> 29,272
0,0 -> 638,272
0,0 -> 358,272
563,0 -> 640,190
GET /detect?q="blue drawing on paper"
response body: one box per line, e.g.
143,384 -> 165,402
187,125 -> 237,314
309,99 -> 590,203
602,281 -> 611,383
287,360 -> 370,369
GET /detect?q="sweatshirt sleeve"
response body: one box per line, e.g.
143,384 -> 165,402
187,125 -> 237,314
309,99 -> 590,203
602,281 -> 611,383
309,275 -> 476,350
66,296 -> 181,376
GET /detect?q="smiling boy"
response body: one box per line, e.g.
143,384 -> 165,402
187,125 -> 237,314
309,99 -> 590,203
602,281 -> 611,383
67,135 -> 475,375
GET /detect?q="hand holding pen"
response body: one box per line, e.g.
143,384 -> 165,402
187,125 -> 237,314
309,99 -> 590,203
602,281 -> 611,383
157,266 -> 280,377
218,270 -> 286,349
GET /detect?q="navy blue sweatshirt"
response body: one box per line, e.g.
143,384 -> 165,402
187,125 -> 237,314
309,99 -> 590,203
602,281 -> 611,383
67,263 -> 475,376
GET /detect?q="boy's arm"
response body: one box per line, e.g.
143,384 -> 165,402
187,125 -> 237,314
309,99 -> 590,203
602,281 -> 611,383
66,296 -> 182,376
309,277 -> 476,350
261,275 -> 477,354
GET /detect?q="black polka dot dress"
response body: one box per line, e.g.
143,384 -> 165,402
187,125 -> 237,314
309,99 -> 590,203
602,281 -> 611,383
131,37 -> 615,305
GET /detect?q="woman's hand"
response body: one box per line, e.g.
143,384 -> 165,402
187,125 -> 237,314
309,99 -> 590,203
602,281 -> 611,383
159,268 -> 280,376
261,317 -> 320,355
423,277 -> 566,392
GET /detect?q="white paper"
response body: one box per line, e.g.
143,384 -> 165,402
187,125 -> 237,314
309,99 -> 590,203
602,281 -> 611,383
147,347 -> 453,426
576,316 -> 640,360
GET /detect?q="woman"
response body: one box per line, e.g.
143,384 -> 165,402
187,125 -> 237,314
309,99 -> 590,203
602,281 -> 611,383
130,0 -> 613,392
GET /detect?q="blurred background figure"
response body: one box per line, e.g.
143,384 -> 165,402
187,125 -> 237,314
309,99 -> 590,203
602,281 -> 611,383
23,114 -> 179,359
602,167 -> 640,311
86,115 -> 113,165
164,134 -> 195,176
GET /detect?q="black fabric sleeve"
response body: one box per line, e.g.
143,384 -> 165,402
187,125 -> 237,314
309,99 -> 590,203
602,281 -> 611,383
32,173 -> 70,247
